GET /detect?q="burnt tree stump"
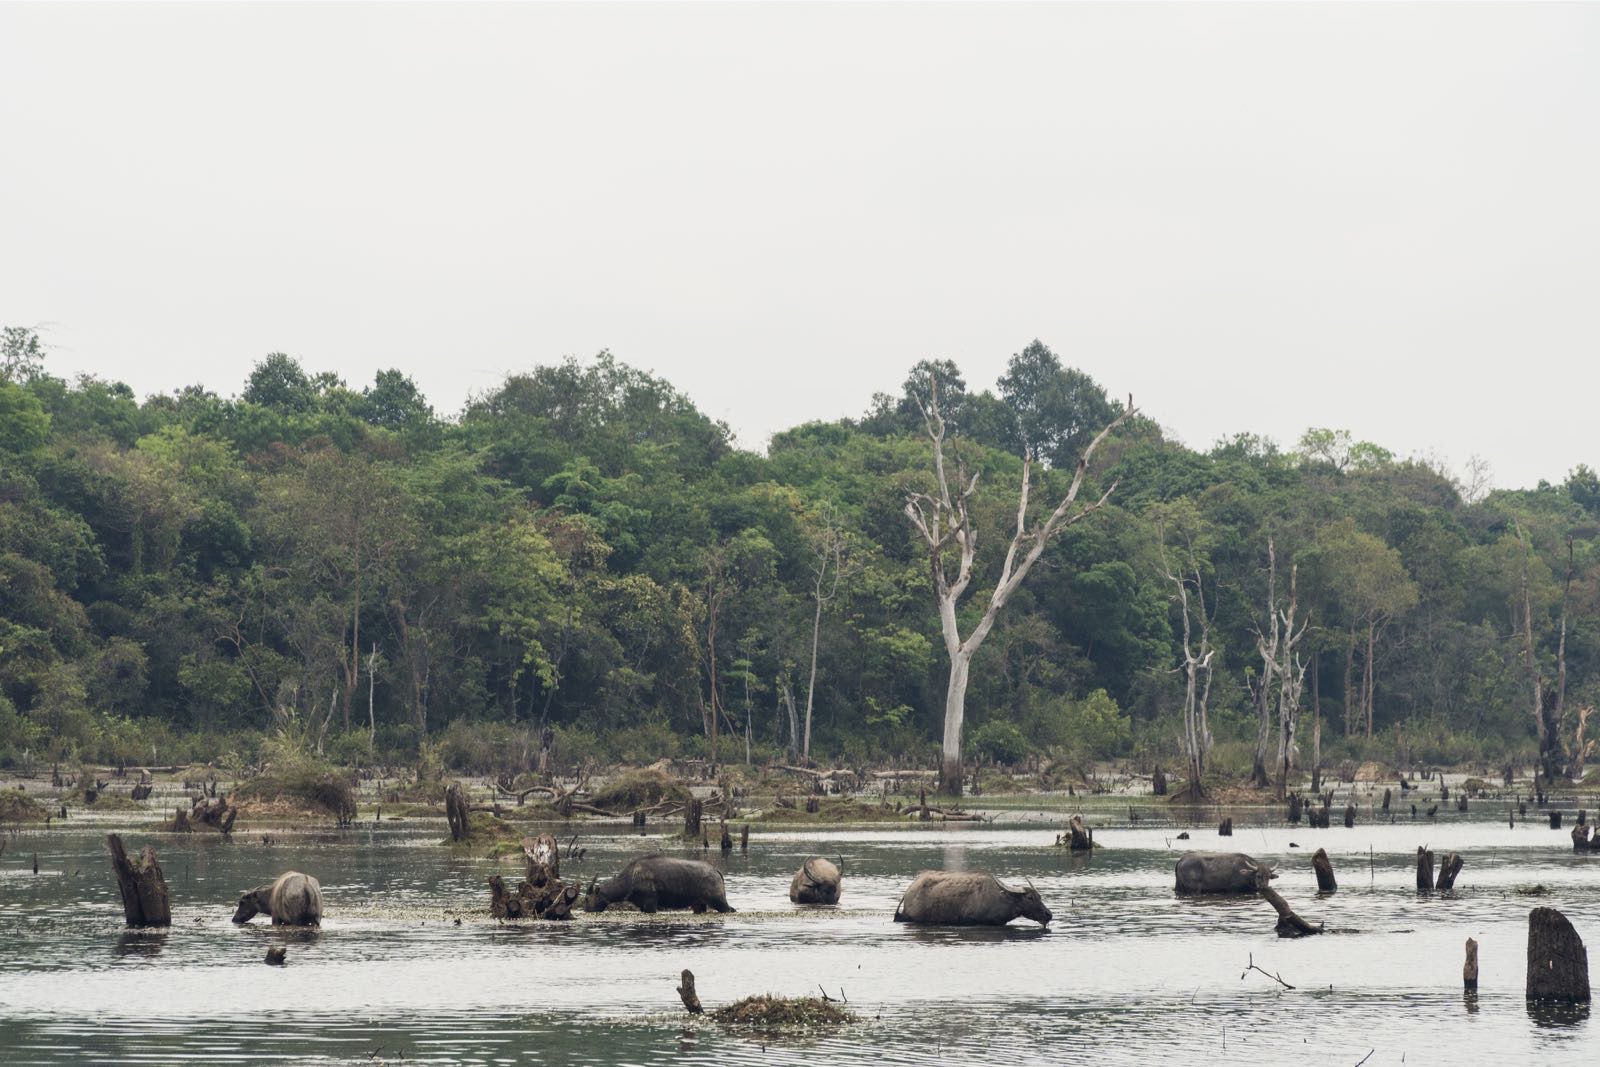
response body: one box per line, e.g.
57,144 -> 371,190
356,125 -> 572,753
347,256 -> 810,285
106,834 -> 171,927
1436,852 -> 1464,890
677,969 -> 704,1014
1312,848 -> 1337,893
445,783 -> 471,842
1526,907 -> 1590,1003
1416,847 -> 1435,891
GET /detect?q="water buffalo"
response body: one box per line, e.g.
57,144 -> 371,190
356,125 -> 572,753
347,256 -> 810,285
893,871 -> 1052,927
583,855 -> 735,914
1174,851 -> 1276,895
789,856 -> 842,905
233,870 -> 323,925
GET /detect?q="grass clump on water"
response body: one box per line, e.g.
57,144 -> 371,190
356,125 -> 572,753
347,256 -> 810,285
711,995 -> 855,1027
0,788 -> 47,822
589,768 -> 690,811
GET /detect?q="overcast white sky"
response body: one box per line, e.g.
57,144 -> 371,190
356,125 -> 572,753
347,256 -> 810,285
2,3 -> 1597,488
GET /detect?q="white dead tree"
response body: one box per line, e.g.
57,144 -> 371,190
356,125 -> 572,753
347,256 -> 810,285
905,385 -> 1134,795
1251,537 -> 1281,788
802,506 -> 850,765
1158,532 -> 1215,800
1273,562 -> 1309,802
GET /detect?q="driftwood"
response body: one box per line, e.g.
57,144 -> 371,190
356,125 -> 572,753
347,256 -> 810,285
1312,848 -> 1337,893
677,969 -> 704,1014
106,834 -> 171,927
1260,886 -> 1322,937
1416,847 -> 1435,890
1526,907 -> 1590,1002
1436,852 -> 1464,891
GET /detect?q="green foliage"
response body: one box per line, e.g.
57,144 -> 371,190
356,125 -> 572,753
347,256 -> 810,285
0,330 -> 1592,777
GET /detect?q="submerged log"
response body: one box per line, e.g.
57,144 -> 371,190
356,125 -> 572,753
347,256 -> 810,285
1465,937 -> 1479,991
1417,847 -> 1435,891
1436,852 -> 1464,891
1260,886 -> 1322,937
106,834 -> 171,927
1526,907 -> 1591,1002
1312,848 -> 1337,893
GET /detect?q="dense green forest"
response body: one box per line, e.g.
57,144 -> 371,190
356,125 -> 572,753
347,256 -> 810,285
2,325 -> 1597,786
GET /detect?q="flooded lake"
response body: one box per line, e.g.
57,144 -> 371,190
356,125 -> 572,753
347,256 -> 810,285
2,797 -> 1597,1064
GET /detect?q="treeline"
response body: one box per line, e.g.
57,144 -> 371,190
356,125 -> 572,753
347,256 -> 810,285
1,326 -> 1597,780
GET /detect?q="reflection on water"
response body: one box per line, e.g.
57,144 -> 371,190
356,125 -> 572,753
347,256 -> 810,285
1,809 -> 1597,1063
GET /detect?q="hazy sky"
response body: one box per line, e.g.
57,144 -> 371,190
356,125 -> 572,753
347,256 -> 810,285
3,3 -> 1597,488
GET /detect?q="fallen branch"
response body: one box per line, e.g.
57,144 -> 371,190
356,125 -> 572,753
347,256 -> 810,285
1240,951 -> 1296,990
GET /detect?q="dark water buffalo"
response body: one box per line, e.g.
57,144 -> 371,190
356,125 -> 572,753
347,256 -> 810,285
1174,851 -> 1276,895
583,855 -> 735,914
893,871 -> 1052,927
233,871 -> 323,925
789,856 -> 842,905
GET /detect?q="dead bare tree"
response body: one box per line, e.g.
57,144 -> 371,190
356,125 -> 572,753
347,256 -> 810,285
905,382 -> 1134,795
1156,509 -> 1215,800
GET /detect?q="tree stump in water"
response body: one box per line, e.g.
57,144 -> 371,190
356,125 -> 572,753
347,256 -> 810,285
106,834 -> 171,927
1465,938 -> 1478,991
683,797 -> 703,839
1151,767 -> 1167,796
1260,886 -> 1322,938
1067,815 -> 1093,851
1287,794 -> 1302,824
1218,817 -> 1233,837
1436,852 -> 1464,890
445,784 -> 470,842
1312,848 -> 1337,893
1416,847 -> 1435,890
1343,803 -> 1356,829
677,969 -> 704,1014
1526,907 -> 1591,1003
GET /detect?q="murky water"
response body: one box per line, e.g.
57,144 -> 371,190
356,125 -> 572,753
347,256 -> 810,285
2,798 -> 1597,1065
